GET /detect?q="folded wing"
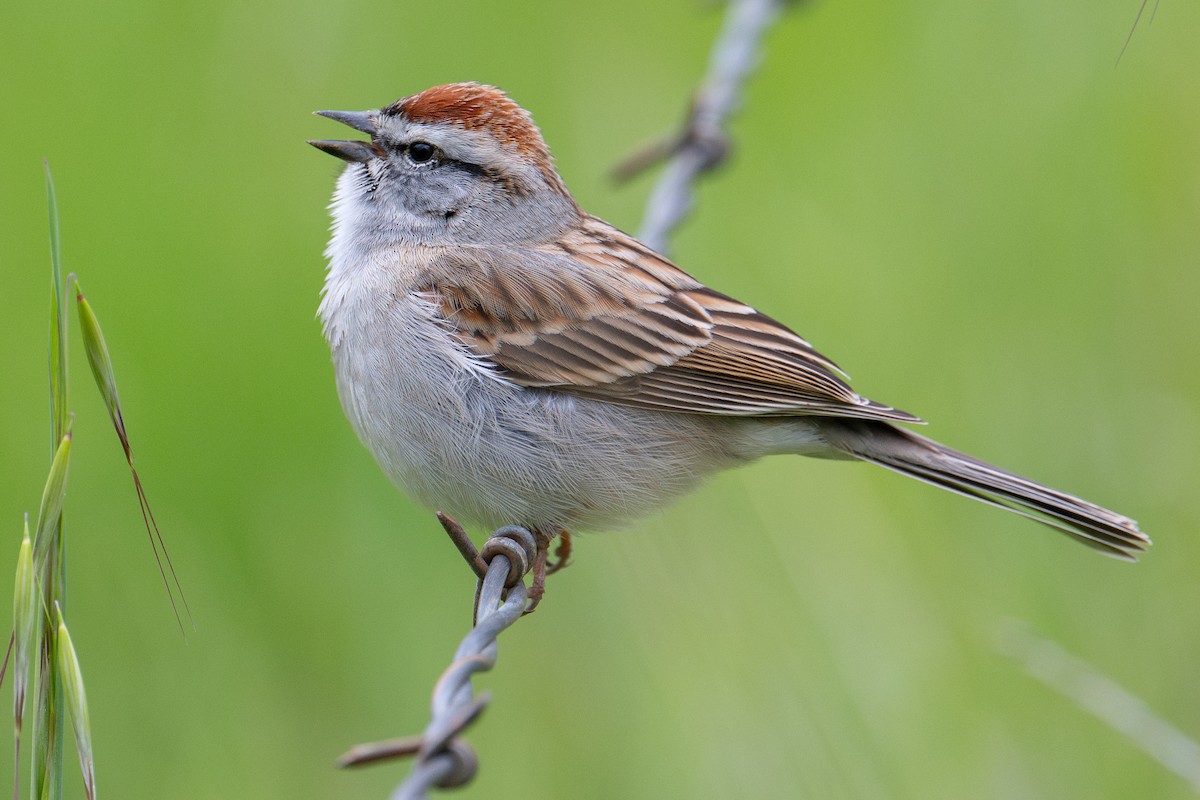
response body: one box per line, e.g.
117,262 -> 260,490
423,215 -> 920,423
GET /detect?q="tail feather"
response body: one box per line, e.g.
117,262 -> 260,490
819,420 -> 1150,560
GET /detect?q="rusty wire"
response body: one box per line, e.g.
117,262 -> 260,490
338,525 -> 538,799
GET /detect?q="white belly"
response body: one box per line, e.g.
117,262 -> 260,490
325,290 -> 754,532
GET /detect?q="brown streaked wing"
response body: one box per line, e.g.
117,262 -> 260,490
426,216 -> 921,423
425,238 -> 713,387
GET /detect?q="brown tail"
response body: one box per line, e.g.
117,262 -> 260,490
818,419 -> 1150,560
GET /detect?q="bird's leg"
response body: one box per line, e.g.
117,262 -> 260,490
525,528 -> 563,614
525,530 -> 550,613
438,517 -> 567,614
545,529 -> 573,575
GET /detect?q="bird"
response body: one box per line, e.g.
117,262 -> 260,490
310,82 -> 1148,606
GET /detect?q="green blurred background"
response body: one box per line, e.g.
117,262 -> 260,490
3,0 -> 1198,797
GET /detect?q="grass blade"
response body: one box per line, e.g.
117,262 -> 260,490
13,517 -> 38,732
44,162 -> 67,446
73,279 -> 190,634
54,605 -> 95,800
11,516 -> 39,800
32,427 -> 72,577
72,278 -> 124,456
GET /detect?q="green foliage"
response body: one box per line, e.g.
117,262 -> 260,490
55,606 -> 95,800
12,519 -> 35,737
11,165 -> 171,800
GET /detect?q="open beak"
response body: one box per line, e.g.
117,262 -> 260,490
309,110 -> 379,163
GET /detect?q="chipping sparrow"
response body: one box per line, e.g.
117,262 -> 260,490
311,83 -> 1148,601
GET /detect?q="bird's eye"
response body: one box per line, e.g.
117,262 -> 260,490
407,141 -> 437,164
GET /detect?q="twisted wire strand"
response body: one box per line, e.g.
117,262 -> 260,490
382,526 -> 537,800
637,0 -> 789,252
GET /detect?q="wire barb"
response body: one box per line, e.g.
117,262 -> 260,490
436,511 -> 488,580
629,0 -> 793,253
339,525 -> 538,800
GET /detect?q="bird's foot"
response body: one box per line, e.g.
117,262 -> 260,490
525,529 -> 571,614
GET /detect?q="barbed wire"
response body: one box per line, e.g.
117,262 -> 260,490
338,525 -> 538,800
620,0 -> 792,253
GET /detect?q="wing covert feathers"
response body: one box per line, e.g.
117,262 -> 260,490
426,216 -> 920,422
